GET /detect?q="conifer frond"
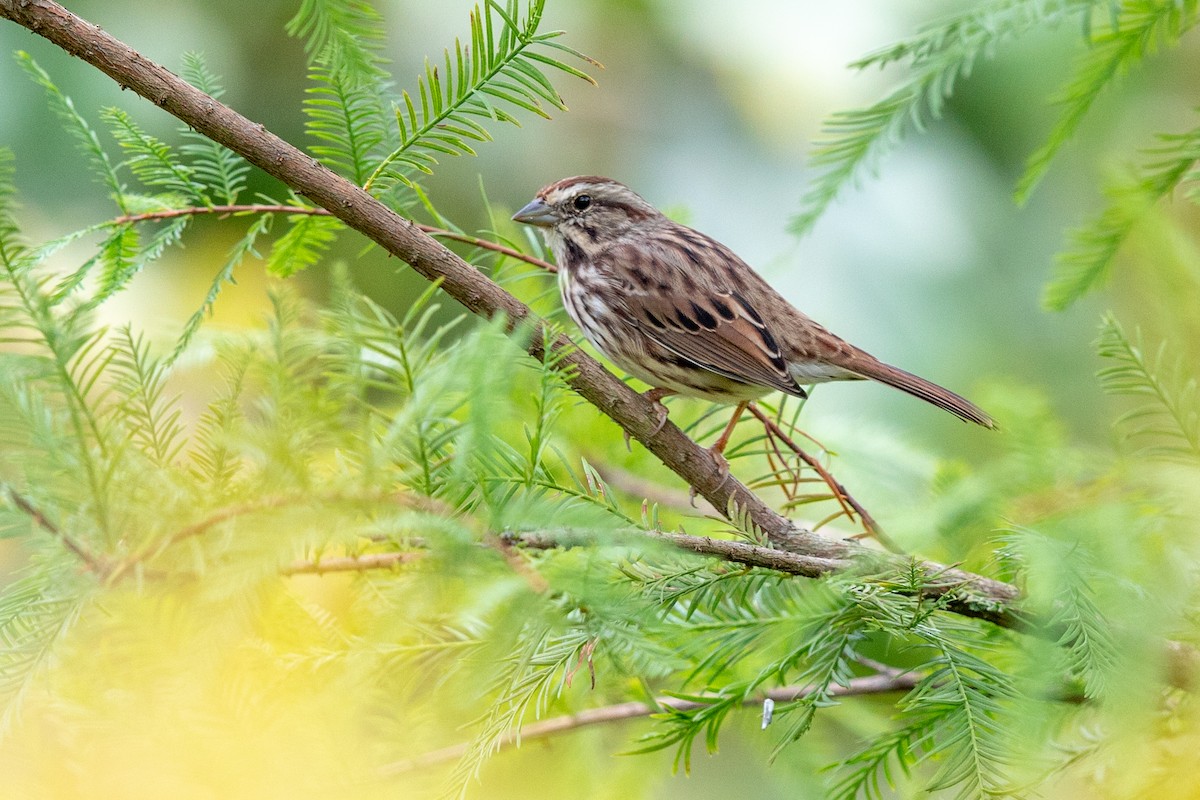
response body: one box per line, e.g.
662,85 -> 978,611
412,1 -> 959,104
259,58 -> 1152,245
14,52 -> 127,213
179,53 -> 252,205
1008,526 -> 1117,699
363,0 -> 597,194
632,579 -> 881,769
173,214 -> 270,363
100,107 -> 206,204
304,62 -> 393,185
523,324 -> 572,484
448,624 -> 591,797
266,212 -> 342,277
0,560 -> 90,736
0,149 -> 25,273
95,217 -> 191,304
1043,116 -> 1200,309
913,639 -> 1019,799
95,223 -> 139,300
291,0 -> 394,184
0,158 -> 114,534
286,0 -> 390,86
108,326 -> 187,468
1095,313 -> 1200,460
188,349 -> 251,496
828,634 -> 1019,800
1016,0 -> 1200,203
792,0 -> 1097,235
828,721 -> 927,800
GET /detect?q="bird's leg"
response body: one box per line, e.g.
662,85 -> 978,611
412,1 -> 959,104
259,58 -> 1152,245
710,401 -> 749,457
686,401 -> 748,505
624,387 -> 677,451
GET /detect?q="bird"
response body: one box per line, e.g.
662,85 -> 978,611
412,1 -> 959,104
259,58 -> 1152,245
512,176 -> 994,451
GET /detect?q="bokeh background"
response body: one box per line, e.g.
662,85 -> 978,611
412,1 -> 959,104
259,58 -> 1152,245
5,0 -> 1195,446
0,1 -> 1197,798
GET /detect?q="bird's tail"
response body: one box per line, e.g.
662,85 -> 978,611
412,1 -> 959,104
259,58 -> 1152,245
854,359 -> 995,429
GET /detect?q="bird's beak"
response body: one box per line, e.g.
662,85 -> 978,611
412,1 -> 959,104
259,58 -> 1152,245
511,198 -> 557,228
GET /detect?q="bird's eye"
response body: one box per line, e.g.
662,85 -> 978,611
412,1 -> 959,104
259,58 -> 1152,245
572,194 -> 592,211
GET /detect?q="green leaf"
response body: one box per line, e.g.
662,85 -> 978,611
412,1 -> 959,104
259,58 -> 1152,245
100,107 -> 206,203
172,214 -> 270,363
108,326 -> 187,467
179,53 -> 252,205
285,0 -> 390,85
303,60 -> 393,184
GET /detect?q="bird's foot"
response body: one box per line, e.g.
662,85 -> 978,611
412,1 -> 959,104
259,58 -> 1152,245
624,387 -> 677,451
689,445 -> 732,506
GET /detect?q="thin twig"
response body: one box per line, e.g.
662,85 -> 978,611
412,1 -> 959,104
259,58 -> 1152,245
747,403 -> 901,554
109,203 -> 558,272
513,529 -> 1024,628
380,671 -> 921,775
5,487 -> 109,575
106,489 -> 445,582
277,527 -> 1023,630
283,551 -> 425,575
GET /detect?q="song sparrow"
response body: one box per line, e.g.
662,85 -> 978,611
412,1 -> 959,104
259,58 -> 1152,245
512,176 -> 994,444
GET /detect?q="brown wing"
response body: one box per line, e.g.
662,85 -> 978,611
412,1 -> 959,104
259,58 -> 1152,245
599,238 -> 807,398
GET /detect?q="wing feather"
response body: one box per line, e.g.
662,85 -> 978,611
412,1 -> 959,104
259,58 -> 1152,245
600,239 -> 807,397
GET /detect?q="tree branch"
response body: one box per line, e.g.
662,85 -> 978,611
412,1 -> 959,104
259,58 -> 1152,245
282,529 -> 1025,630
380,671 -> 921,775
283,551 -> 424,575
4,486 -> 109,575
0,0 -> 1027,631
108,203 -> 558,272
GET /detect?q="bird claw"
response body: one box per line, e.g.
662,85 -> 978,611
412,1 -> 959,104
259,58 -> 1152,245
625,388 -> 674,452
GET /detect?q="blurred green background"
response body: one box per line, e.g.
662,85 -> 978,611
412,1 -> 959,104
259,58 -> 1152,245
4,0 -> 1194,450
1,2 -> 1197,797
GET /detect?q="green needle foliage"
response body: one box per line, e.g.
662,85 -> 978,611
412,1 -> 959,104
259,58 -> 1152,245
1096,313 -> 1200,460
792,0 -> 1104,236
794,0 -> 1200,313
1044,114 -> 1200,309
0,2 -> 1199,799
363,0 -> 598,195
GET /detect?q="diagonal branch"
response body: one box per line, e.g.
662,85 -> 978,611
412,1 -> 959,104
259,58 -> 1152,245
280,530 -> 1026,631
108,203 -> 558,272
4,487 -> 110,575
380,671 -> 922,775
0,0 -> 1026,631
